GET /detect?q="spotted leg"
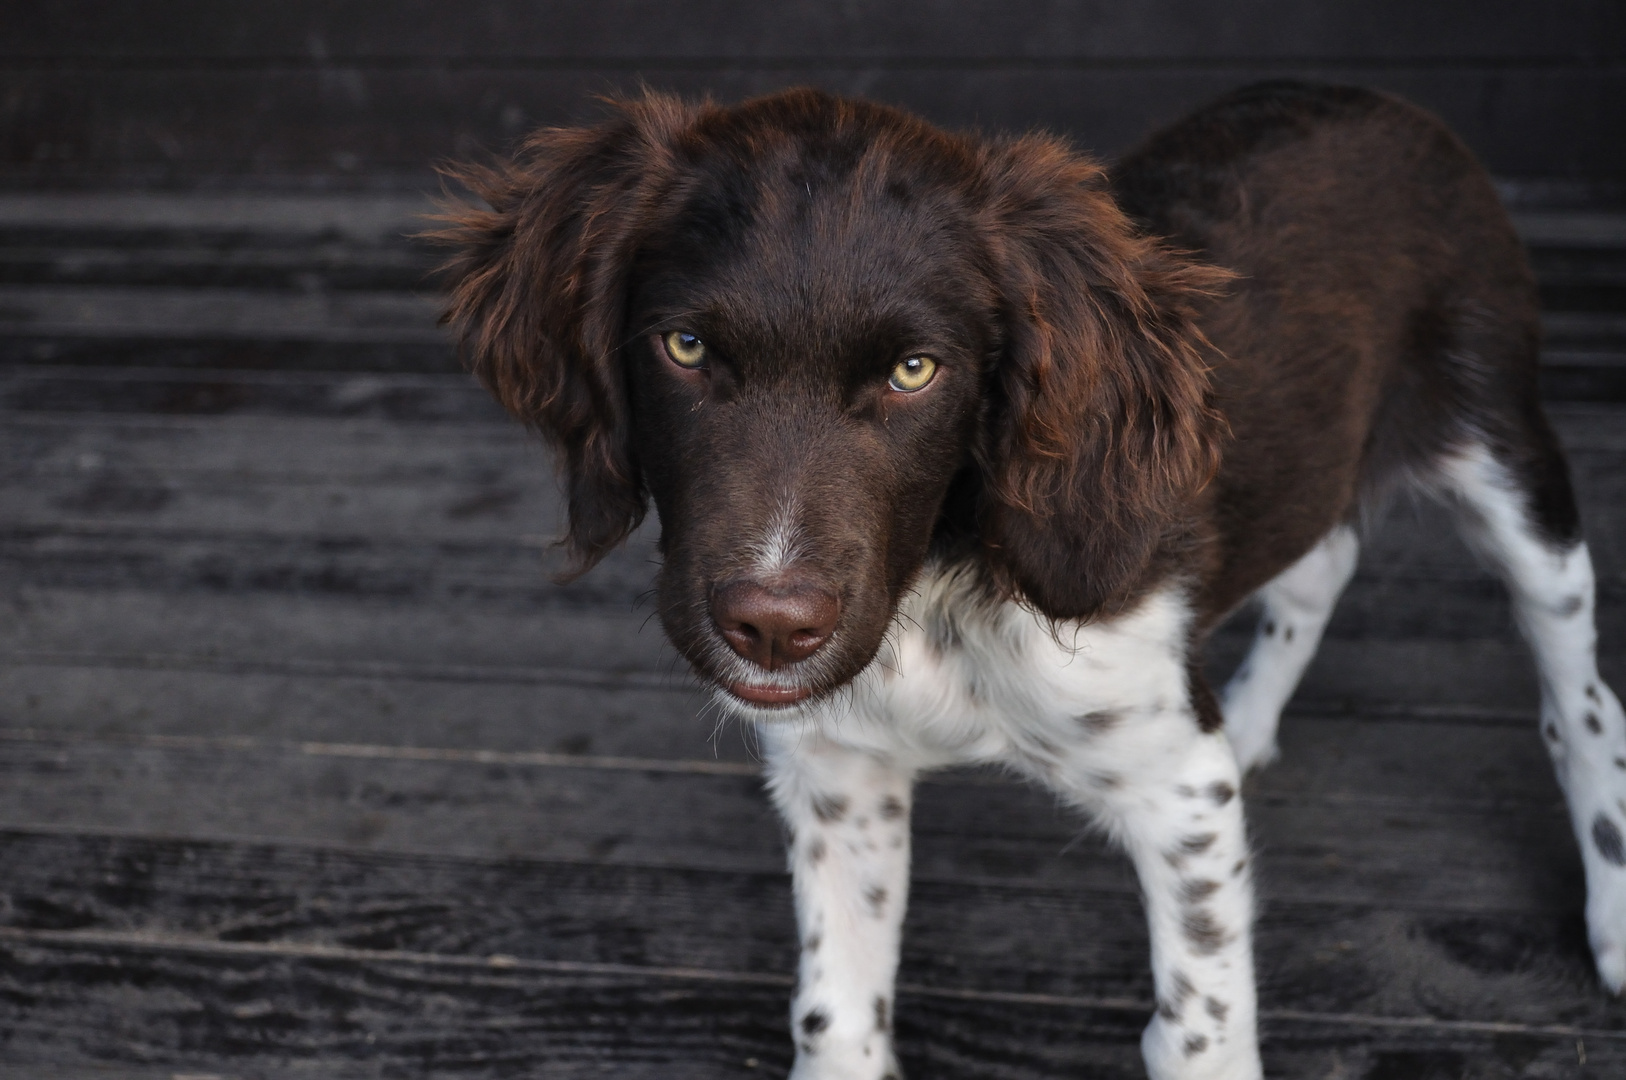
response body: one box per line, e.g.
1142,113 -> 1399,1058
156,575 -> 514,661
762,726 -> 915,1078
1434,441 -> 1626,993
1221,524 -> 1360,772
1045,698 -> 1262,1079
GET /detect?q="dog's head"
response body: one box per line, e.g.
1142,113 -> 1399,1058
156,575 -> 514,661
437,89 -> 1224,713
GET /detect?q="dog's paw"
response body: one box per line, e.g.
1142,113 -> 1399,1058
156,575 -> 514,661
1141,1015 -> 1262,1080
788,1045 -> 901,1080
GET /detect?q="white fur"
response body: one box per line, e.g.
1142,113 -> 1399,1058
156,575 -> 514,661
749,570 -> 1262,1080
733,437 -> 1626,1077
1222,524 -> 1361,771
1429,443 -> 1626,992
752,497 -> 806,578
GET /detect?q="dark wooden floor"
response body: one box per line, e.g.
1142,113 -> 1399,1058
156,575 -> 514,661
1,191 -> 1624,1079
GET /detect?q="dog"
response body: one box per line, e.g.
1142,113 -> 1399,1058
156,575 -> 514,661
435,81 -> 1625,1079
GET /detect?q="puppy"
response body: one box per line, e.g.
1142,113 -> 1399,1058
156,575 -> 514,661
437,81 -> 1625,1079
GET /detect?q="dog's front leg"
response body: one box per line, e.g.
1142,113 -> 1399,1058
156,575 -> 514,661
1060,713 -> 1262,1080
763,728 -> 915,1080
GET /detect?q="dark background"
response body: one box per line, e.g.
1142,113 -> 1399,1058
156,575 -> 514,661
3,5 -> 1626,1078
5,0 -> 1624,195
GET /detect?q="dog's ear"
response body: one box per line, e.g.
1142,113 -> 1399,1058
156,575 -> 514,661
975,135 -> 1229,621
431,94 -> 699,578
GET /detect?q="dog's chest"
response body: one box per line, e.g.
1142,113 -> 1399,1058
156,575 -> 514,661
805,568 -> 1194,770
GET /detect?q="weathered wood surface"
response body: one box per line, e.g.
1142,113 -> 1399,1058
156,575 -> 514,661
2,193 -> 1625,1077
3,2 -> 1622,186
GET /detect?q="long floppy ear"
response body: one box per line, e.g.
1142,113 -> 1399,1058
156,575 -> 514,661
975,134 -> 1230,621
430,94 -> 700,577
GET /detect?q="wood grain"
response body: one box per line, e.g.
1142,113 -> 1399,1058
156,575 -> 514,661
3,191 -> 1624,1075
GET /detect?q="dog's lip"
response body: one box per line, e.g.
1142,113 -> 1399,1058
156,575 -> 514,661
726,681 -> 813,707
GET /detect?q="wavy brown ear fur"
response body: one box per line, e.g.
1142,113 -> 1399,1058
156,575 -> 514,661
430,94 -> 701,577
975,135 -> 1230,621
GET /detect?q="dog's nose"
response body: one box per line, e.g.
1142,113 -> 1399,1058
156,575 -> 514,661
711,578 -> 840,670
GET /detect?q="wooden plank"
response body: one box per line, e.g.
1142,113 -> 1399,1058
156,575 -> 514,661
0,589 -> 672,678
0,367 -> 502,422
0,413 -> 527,478
3,408 -> 1619,551
0,286 -> 444,343
0,337 -> 460,374
3,406 -> 1620,481
0,249 -> 437,294
0,830 -> 1617,1031
0,931 -> 1619,1080
0,727 -> 1590,912
3,285 -> 1613,354
0,660 -> 720,761
0,192 -> 434,237
0,630 -> 1594,759
4,66 -> 1622,181
5,1 -> 1620,61
0,527 -> 658,610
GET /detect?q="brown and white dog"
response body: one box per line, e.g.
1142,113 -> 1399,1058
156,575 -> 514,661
437,81 -> 1625,1079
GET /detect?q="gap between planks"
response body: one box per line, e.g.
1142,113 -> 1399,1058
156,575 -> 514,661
0,650 -> 1546,726
0,724 -> 1568,813
2,648 -> 683,693
0,923 -> 1618,1045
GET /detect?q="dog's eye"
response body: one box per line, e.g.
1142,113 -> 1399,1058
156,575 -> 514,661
662,331 -> 707,369
889,355 -> 937,392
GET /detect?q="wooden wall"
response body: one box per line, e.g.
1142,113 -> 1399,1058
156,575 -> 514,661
4,0 -> 1624,187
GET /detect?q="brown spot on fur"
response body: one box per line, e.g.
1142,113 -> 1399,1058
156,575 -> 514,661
874,996 -> 890,1032
1093,772 -> 1123,790
1586,712 -> 1603,735
1205,997 -> 1229,1023
1181,879 -> 1221,904
1283,626 -> 1294,642
807,838 -> 826,865
1262,620 -> 1275,637
879,795 -> 906,820
1189,667 -> 1224,733
865,885 -> 889,914
811,792 -> 849,823
1594,814 -> 1626,866
1208,781 -> 1235,806
1545,723 -> 1561,743
1179,833 -> 1218,856
1232,859 -> 1247,877
1615,758 -> 1626,771
1177,784 -> 1198,798
1170,970 -> 1195,1004
1588,684 -> 1602,702
1078,709 -> 1121,733
805,933 -> 821,953
1184,1034 -> 1210,1056
801,1008 -> 829,1036
1558,594 -> 1584,617
1182,908 -> 1228,955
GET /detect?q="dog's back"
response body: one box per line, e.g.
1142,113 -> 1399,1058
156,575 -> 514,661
1116,82 -> 1561,623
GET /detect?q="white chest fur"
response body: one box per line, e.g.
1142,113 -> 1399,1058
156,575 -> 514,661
779,564 -> 1199,782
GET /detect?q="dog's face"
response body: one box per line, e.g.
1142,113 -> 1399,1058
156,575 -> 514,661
623,140 -> 995,708
438,89 -> 1224,714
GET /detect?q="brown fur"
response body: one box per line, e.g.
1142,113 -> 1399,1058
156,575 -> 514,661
434,81 -> 1567,705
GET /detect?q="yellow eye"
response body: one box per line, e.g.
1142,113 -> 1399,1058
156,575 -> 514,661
889,355 -> 936,392
663,330 -> 707,369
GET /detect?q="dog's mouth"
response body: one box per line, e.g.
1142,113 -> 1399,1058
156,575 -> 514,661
725,681 -> 814,707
